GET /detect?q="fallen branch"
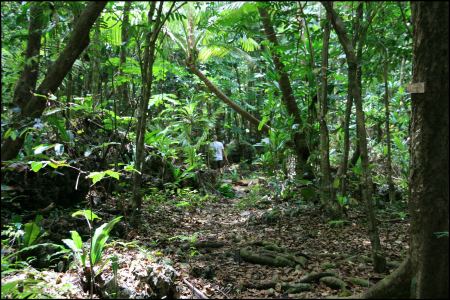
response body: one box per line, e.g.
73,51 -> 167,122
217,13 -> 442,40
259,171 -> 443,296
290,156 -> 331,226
183,278 -> 208,299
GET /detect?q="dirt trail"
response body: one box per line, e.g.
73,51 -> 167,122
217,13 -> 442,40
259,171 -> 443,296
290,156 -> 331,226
137,178 -> 409,299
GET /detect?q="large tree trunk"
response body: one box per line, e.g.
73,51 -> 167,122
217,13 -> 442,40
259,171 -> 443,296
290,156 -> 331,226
361,2 -> 449,298
322,1 -> 386,273
318,4 -> 340,217
1,2 -> 107,161
409,2 -> 448,297
258,6 -> 310,173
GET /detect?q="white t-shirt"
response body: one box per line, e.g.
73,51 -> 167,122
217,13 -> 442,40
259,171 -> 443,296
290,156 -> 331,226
210,141 -> 224,161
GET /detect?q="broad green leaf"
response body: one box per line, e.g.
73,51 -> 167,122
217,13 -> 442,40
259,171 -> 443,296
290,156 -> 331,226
87,171 -> 106,184
70,231 -> 83,249
91,216 -> 122,265
105,170 -> 120,180
22,222 -> 41,247
30,161 -> 45,172
71,209 -> 101,222
33,144 -> 54,155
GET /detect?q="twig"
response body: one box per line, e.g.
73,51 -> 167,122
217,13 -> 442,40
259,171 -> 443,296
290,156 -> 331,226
183,278 -> 208,299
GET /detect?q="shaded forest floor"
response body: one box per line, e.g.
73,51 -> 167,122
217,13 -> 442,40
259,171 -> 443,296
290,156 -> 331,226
136,176 -> 409,298
1,171 -> 410,299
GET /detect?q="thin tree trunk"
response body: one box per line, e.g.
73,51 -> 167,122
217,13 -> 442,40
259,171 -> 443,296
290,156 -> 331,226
1,2 -> 107,161
132,2 -> 177,215
318,4 -> 340,217
322,1 -> 386,273
337,89 -> 353,196
383,59 -> 395,203
132,2 -> 158,215
92,20 -> 101,109
118,1 -> 132,113
258,6 -> 310,173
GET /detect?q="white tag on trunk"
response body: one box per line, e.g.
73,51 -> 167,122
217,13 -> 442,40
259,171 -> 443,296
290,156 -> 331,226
406,82 -> 425,93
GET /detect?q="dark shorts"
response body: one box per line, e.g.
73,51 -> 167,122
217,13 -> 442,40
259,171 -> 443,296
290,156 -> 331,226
212,160 -> 224,169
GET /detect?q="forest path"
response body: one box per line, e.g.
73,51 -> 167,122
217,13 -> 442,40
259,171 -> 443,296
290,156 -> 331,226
137,176 -> 409,298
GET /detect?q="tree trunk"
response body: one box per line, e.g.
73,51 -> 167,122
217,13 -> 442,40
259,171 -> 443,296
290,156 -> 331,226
258,6 -> 310,173
322,1 -> 386,273
361,2 -> 448,298
409,2 -> 448,297
186,63 -> 270,134
118,1 -> 132,114
383,59 -> 395,203
13,2 -> 45,112
91,20 -> 102,109
337,73 -> 353,197
1,2 -> 107,161
131,2 -> 177,215
318,4 -> 340,217
132,2 -> 159,215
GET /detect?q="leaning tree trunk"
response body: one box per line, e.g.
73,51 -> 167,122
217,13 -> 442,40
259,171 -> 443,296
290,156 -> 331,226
322,1 -> 386,273
186,63 -> 270,134
1,2 -> 108,161
318,5 -> 340,217
258,6 -> 311,174
361,2 -> 448,298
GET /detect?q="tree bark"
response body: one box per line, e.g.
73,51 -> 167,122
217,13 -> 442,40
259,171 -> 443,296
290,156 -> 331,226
361,2 -> 449,298
118,1 -> 132,114
132,1 -> 159,214
337,88 -> 353,196
1,2 -> 107,161
318,4 -> 340,217
409,2 -> 448,297
13,2 -> 45,112
383,59 -> 395,203
91,20 -> 102,109
132,2 -> 178,215
258,6 -> 310,172
322,1 -> 386,273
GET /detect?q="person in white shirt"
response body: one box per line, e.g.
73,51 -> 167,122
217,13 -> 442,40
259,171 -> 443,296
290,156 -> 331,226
210,135 -> 228,173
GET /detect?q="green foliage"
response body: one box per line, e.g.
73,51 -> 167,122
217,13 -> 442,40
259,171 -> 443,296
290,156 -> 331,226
87,170 -> 120,185
328,220 -> 349,228
217,183 -> 235,198
63,211 -> 122,281
433,231 -> 449,239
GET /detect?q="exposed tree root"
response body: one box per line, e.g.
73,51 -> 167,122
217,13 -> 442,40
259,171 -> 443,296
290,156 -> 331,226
359,257 -> 412,299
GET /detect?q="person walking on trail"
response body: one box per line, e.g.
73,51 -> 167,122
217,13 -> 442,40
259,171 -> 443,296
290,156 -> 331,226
210,135 -> 228,173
